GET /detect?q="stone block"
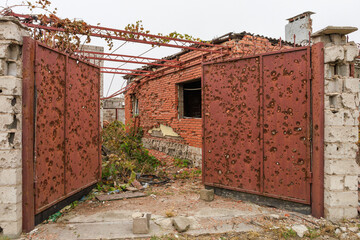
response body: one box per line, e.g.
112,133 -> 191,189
324,142 -> 357,159
0,220 -> 22,237
324,206 -> 344,221
132,212 -> 151,234
0,186 -> 22,203
344,43 -> 359,62
324,190 -> 358,207
324,126 -> 358,143
0,113 -> 20,132
0,95 -> 21,114
325,160 -> 359,175
0,17 -> 28,43
0,202 -> 21,221
343,207 -> 358,219
324,175 -> 344,191
343,78 -> 360,93
0,149 -> 21,168
325,110 -> 344,126
0,131 -> 22,149
325,78 -> 342,93
0,168 -> 21,185
344,175 -> 358,191
341,93 -> 358,109
0,76 -> 22,95
324,45 -> 344,63
200,189 -> 214,202
343,109 -> 359,126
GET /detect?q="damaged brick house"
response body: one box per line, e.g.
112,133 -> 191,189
125,23 -> 297,167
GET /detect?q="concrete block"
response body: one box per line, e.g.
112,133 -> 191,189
200,189 -> 214,202
343,207 -> 358,219
343,109 -> 359,126
324,110 -> 344,126
324,126 -> 358,143
0,131 -> 22,149
344,175 -> 358,191
325,78 -> 342,93
324,190 -> 358,207
324,45 -> 344,63
344,44 -> 359,62
343,78 -> 360,93
0,168 -> 21,185
0,202 -> 21,221
0,113 -> 20,131
0,76 -> 22,95
325,160 -> 359,175
0,95 -> 21,114
0,186 -> 22,203
324,142 -> 357,159
0,17 -> 28,43
324,175 -> 344,191
341,93 -> 358,109
324,206 -> 344,221
0,149 -> 21,168
132,212 -> 151,234
0,220 -> 22,237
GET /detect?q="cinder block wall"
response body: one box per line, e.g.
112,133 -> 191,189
314,31 -> 360,220
0,17 -> 28,237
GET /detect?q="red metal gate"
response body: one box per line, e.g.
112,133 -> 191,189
202,47 -> 313,205
22,37 -> 101,231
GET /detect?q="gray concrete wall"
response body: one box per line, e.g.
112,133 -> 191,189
0,16 -> 28,237
285,12 -> 313,45
313,29 -> 360,220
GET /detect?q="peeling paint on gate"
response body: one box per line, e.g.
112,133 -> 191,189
202,47 -> 311,204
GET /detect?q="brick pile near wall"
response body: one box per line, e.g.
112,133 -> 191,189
0,17 -> 28,237
125,35 -> 292,166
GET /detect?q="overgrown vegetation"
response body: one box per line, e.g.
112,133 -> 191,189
99,121 -> 160,192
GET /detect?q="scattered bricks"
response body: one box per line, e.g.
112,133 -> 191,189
344,175 -> 358,191
344,43 -> 359,62
324,45 -> 344,63
324,175 -> 344,191
343,78 -> 360,93
200,189 -> 214,202
132,212 -> 151,234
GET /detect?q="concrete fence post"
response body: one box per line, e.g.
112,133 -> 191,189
313,26 -> 360,220
0,16 -> 28,237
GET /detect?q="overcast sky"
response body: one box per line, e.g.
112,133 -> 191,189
3,0 -> 360,96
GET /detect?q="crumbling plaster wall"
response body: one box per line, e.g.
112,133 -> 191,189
0,17 -> 28,237
313,31 -> 360,220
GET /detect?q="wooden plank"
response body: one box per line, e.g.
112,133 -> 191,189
96,192 -> 146,201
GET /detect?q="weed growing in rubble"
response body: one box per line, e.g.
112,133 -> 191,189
100,121 -> 160,191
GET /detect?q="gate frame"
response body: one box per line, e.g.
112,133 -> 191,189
21,37 -> 102,231
201,44 -> 325,217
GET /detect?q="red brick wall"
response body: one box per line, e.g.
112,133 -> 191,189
125,35 -> 292,149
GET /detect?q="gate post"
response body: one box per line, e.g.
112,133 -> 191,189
0,17 -> 28,237
312,26 -> 360,220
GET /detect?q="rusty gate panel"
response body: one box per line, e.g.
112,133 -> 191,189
65,58 -> 100,192
203,57 -> 262,193
262,49 -> 311,203
203,47 -> 312,205
30,40 -> 101,214
34,45 -> 67,212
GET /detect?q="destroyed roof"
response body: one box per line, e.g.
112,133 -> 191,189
124,31 -> 293,80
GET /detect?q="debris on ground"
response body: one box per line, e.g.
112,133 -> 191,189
172,216 -> 191,233
96,191 -> 146,201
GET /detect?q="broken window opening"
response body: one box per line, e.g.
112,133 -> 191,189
178,79 -> 202,118
131,94 -> 139,117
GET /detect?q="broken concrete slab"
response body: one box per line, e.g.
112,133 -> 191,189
292,224 -> 308,238
132,212 -> 151,234
172,216 -> 191,233
96,191 -> 146,201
